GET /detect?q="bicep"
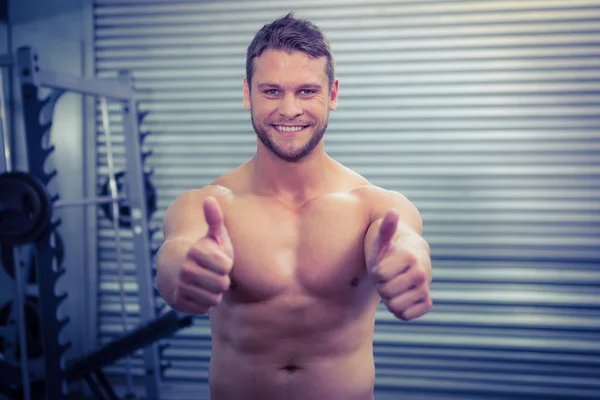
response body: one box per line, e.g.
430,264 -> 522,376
382,190 -> 423,236
363,190 -> 426,264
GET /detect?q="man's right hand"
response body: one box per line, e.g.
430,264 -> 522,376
173,197 -> 234,314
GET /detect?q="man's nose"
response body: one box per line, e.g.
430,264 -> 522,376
278,94 -> 303,119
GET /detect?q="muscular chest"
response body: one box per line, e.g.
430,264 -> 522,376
223,195 -> 371,302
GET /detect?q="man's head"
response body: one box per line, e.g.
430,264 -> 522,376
243,12 -> 338,163
246,12 -> 335,92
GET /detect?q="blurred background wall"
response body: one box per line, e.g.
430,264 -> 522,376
1,1 -> 599,399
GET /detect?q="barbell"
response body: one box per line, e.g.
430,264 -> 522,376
0,170 -> 156,246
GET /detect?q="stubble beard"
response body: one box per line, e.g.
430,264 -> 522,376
251,110 -> 328,163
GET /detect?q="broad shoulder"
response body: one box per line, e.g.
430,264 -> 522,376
351,184 -> 423,235
331,161 -> 423,234
168,184 -> 234,210
163,184 -> 234,233
210,162 -> 252,197
167,162 -> 248,210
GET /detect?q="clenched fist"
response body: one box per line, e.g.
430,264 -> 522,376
173,197 -> 234,314
367,210 -> 432,321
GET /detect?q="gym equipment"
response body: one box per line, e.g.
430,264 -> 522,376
99,94 -> 135,396
0,168 -> 156,255
0,52 -> 34,400
0,296 -> 43,359
3,309 -> 193,400
0,47 -> 193,400
0,171 -> 52,245
100,171 -> 158,228
0,53 -> 11,170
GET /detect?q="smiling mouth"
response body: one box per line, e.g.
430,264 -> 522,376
273,125 -> 309,133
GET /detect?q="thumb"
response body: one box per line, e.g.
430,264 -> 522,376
203,197 -> 233,253
376,209 -> 399,256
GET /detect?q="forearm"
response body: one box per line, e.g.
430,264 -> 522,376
155,238 -> 194,306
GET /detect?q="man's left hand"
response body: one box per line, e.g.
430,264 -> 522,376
367,210 -> 433,321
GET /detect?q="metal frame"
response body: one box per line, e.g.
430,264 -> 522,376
1,309 -> 193,400
2,310 -> 193,400
0,53 -> 12,172
6,46 -> 161,400
0,51 -> 35,400
0,53 -> 12,171
82,0 -> 100,362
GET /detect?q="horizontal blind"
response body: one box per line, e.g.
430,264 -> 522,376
93,1 -> 600,399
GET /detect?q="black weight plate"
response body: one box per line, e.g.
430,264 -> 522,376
0,296 -> 44,359
0,172 -> 52,245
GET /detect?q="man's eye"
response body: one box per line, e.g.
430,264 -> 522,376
265,89 -> 279,95
299,89 -> 315,95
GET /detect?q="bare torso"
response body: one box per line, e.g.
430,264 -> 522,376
206,161 -> 384,400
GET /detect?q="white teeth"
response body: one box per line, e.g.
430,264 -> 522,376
276,126 -> 304,132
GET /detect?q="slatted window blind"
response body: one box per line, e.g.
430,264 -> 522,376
93,1 -> 600,399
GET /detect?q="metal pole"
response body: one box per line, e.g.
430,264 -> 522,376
100,96 -> 135,396
120,71 -> 161,400
54,194 -> 126,209
12,246 -> 31,400
0,65 -> 11,172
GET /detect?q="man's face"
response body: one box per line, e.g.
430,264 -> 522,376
243,50 -> 338,162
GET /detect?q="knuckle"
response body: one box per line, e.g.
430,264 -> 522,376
372,264 -> 391,282
191,239 -> 216,258
387,298 -> 400,312
417,285 -> 430,298
179,262 -> 196,281
369,267 -> 382,281
186,241 -> 204,258
411,287 -> 428,303
397,307 -> 413,321
209,293 -> 223,306
219,255 -> 234,274
378,289 -> 389,300
425,296 -> 433,310
200,245 -> 219,261
196,236 -> 214,247
394,310 -> 409,321
378,285 -> 393,300
412,269 -> 427,285
218,275 -> 231,292
176,282 -> 194,299
379,270 -> 391,282
403,251 -> 417,265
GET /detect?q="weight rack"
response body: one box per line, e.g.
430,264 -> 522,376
0,46 -> 192,400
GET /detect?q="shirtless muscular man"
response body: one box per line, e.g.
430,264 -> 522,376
156,12 -> 433,400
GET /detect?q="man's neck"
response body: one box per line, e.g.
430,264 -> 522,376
251,145 -> 334,204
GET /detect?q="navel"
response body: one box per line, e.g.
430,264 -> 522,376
282,365 -> 301,373
350,277 -> 360,287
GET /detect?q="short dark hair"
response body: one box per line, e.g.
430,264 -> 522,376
246,12 -> 335,91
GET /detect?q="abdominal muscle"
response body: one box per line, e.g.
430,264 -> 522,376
207,295 -> 378,400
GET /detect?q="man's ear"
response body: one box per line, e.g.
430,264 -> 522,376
329,78 -> 339,111
243,77 -> 251,110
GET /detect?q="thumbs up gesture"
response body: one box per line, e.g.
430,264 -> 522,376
366,210 -> 432,321
174,197 -> 234,314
